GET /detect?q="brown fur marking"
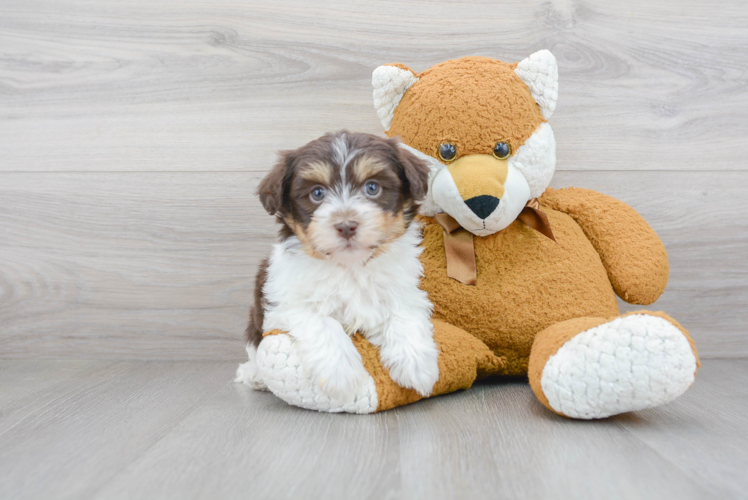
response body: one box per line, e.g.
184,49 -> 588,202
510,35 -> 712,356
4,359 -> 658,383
299,161 -> 334,185
351,157 -> 387,185
245,257 -> 270,348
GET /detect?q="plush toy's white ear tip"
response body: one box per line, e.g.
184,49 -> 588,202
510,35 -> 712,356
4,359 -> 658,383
514,50 -> 558,119
372,65 -> 418,131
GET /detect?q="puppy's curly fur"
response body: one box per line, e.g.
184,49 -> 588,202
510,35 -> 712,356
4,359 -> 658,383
236,131 -> 439,401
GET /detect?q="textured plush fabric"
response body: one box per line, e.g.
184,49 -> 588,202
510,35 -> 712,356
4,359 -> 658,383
419,194 -> 623,375
257,330 -> 380,414
418,187 -> 674,375
527,311 -> 700,418
541,187 -> 670,305
372,64 -> 418,131
386,57 -> 546,160
356,319 -> 505,412
514,49 -> 559,119
527,316 -> 611,415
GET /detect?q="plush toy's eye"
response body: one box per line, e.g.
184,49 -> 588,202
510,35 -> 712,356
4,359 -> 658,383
439,143 -> 457,162
364,181 -> 381,198
310,186 -> 326,202
493,142 -> 511,160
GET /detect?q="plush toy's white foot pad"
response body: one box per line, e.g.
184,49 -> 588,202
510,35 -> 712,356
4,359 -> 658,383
541,314 -> 698,419
256,334 -> 379,414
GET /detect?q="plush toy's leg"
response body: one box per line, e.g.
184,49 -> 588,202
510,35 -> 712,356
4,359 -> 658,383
234,343 -> 268,391
254,320 -> 505,414
528,311 -> 699,419
255,332 -> 379,414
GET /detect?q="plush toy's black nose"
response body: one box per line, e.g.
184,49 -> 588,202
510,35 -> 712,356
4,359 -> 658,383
464,195 -> 500,220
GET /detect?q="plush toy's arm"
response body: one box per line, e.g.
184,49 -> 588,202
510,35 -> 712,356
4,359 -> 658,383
540,187 -> 669,305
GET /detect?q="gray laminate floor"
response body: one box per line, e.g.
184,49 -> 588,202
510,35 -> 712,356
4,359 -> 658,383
1,359 -> 746,499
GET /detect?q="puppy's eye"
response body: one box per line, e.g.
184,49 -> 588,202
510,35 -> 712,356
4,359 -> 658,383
493,142 -> 511,160
310,186 -> 326,202
438,143 -> 457,162
364,181 -> 381,198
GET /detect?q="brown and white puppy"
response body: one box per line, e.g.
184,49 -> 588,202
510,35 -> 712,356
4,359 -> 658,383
236,131 -> 439,402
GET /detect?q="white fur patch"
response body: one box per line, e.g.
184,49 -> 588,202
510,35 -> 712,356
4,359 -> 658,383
332,133 -> 360,186
308,190 -> 386,266
514,50 -> 559,120
235,343 -> 268,391
540,314 -> 698,419
256,333 -> 379,414
510,122 -> 556,200
258,222 -> 438,404
372,65 -> 418,131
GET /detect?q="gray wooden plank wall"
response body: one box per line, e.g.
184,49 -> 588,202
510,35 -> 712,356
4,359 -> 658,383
1,0 -> 747,359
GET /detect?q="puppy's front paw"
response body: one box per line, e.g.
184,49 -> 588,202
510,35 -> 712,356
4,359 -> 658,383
235,344 -> 268,391
302,339 -> 369,402
382,338 -> 440,397
235,360 -> 268,391
314,354 -> 369,402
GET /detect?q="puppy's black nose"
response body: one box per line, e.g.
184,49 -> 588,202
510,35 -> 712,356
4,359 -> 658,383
335,221 -> 358,240
464,195 -> 500,220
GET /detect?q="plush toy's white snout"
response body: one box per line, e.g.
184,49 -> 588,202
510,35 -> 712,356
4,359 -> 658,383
430,161 -> 531,235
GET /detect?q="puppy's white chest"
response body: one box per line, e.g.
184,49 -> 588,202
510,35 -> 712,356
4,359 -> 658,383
309,267 -> 390,335
262,225 -> 427,337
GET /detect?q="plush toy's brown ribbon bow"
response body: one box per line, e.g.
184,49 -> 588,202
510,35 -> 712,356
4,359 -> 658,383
433,199 -> 556,286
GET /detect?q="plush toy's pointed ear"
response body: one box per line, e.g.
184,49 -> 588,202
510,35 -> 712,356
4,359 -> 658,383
372,64 -> 418,131
514,50 -> 558,119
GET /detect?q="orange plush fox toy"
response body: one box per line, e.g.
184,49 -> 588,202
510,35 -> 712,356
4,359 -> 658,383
244,51 -> 700,418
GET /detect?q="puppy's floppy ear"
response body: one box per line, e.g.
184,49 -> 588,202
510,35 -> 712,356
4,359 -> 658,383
393,142 -> 430,201
257,150 -> 295,216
